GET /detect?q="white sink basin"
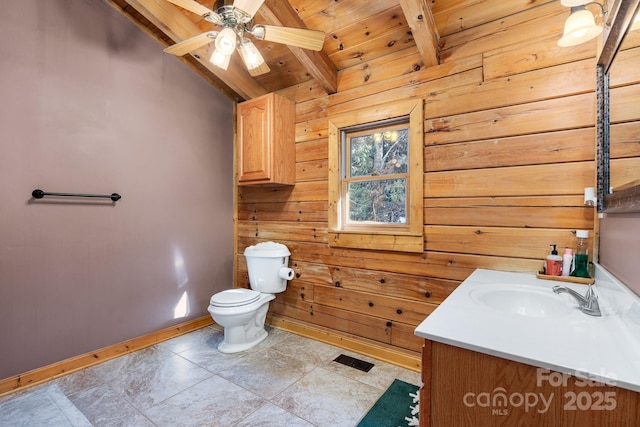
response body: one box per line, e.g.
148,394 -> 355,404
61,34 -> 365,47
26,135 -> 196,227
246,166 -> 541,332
469,284 -> 574,318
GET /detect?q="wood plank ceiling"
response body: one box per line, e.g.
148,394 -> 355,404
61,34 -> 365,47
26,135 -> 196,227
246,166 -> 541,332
106,0 -> 552,101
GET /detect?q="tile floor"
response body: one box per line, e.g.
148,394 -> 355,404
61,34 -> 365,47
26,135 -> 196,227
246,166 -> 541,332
0,325 -> 421,427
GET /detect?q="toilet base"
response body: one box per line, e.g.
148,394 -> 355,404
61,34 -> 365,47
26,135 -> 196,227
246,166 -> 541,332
209,294 -> 274,354
218,328 -> 268,353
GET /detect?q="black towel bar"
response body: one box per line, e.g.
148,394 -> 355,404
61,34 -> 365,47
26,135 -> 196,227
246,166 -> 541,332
31,189 -> 121,202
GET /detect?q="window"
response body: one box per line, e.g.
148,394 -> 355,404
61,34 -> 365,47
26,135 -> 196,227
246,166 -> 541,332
344,121 -> 409,228
328,100 -> 424,252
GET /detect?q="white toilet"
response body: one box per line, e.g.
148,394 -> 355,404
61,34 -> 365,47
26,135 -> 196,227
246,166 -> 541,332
208,242 -> 294,353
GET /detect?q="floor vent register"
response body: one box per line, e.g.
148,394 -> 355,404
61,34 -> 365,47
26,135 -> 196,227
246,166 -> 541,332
333,354 -> 375,372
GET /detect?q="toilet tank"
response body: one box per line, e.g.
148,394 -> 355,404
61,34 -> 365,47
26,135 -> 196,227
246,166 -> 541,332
244,242 -> 294,293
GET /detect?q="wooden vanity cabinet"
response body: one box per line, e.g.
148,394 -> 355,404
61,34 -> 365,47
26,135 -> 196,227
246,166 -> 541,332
420,340 -> 640,426
236,92 -> 295,186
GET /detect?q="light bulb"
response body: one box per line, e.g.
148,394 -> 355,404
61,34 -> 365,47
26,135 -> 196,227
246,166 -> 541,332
215,27 -> 237,55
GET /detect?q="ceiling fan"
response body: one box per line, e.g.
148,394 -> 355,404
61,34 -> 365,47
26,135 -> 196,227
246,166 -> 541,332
163,0 -> 325,76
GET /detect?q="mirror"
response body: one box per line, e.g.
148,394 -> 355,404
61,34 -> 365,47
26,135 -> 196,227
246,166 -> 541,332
597,0 -> 640,213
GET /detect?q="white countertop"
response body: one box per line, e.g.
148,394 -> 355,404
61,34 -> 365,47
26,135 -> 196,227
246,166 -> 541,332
414,264 -> 640,393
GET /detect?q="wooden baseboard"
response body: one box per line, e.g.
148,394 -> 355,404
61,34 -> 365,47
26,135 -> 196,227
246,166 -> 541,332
1,313 -> 421,398
267,315 -> 421,372
0,316 -> 214,398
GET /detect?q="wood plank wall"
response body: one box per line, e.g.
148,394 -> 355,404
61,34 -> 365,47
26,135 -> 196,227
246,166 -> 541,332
610,31 -> 640,189
236,1 -> 615,357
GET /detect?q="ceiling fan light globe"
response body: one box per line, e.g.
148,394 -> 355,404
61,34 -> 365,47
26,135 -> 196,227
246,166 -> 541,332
215,27 -> 237,55
210,49 -> 231,70
240,40 -> 264,69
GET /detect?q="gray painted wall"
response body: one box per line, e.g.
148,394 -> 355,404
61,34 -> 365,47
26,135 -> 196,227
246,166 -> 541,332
0,0 -> 234,379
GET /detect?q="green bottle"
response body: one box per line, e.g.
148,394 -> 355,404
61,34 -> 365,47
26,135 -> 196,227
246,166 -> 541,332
572,230 -> 590,278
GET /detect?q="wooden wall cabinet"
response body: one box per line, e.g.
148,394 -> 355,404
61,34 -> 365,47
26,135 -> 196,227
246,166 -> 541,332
237,92 -> 295,186
421,340 -> 640,426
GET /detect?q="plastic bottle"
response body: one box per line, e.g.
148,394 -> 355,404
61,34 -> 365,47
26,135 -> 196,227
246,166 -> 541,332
561,248 -> 573,277
573,230 -> 590,278
545,244 -> 563,276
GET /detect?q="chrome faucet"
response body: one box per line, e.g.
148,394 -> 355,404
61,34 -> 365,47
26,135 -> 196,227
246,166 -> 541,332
552,284 -> 601,316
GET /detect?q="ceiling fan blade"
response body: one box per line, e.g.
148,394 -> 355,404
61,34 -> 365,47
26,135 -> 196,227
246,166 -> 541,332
261,26 -> 325,51
246,62 -> 270,76
164,32 -> 216,56
233,0 -> 266,18
165,0 -> 221,23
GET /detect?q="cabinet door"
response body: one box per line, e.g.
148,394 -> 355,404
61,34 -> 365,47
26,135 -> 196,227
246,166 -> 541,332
238,96 -> 271,183
427,340 -> 640,427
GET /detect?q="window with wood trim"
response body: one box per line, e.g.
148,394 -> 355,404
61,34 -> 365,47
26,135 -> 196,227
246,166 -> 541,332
343,120 -> 409,228
328,100 -> 424,253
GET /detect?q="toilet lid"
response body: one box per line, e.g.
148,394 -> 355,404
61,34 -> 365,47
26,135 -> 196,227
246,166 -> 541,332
210,288 -> 260,307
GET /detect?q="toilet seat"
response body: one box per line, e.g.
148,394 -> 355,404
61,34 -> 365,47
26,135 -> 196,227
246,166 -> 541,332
210,288 -> 261,307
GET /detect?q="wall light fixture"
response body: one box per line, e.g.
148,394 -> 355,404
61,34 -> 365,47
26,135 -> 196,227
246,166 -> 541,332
631,8 -> 640,31
558,0 -> 606,47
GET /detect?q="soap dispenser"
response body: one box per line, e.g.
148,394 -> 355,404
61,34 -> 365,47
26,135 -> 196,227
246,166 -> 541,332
573,230 -> 590,278
545,244 -> 563,276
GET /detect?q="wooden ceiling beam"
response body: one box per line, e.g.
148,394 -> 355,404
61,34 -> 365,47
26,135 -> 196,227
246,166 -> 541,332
259,0 -> 338,94
399,0 -> 440,68
123,0 -> 267,100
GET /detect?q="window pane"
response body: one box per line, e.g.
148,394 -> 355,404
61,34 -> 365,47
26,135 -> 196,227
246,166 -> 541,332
349,128 -> 408,177
348,178 -> 406,224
